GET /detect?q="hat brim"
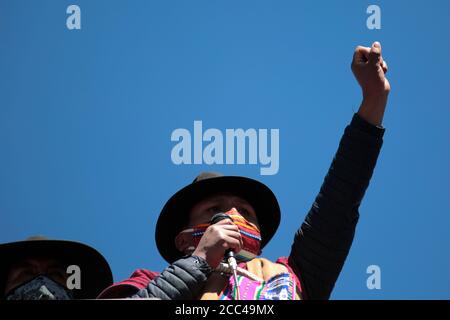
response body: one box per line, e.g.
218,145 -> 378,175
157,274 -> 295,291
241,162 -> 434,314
0,240 -> 113,299
156,176 -> 281,263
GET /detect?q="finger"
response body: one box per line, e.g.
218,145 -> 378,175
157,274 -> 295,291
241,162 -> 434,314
223,235 -> 242,252
222,230 -> 243,249
206,223 -> 238,239
223,229 -> 243,243
382,60 -> 388,74
353,46 -> 371,64
213,218 -> 235,226
217,224 -> 240,232
368,41 -> 382,66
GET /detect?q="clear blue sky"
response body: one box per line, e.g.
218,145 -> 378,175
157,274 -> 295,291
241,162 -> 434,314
1,0 -> 449,299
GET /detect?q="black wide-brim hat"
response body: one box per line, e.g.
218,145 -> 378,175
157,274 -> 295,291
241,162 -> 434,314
0,236 -> 113,299
156,172 -> 281,263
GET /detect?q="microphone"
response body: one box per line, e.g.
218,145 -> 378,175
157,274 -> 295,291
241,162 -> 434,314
210,213 -> 240,299
210,212 -> 232,224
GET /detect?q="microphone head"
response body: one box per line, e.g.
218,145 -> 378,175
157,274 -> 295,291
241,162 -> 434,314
210,213 -> 232,225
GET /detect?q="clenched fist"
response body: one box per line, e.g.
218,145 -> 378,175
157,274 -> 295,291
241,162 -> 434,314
192,219 -> 243,269
352,42 -> 391,126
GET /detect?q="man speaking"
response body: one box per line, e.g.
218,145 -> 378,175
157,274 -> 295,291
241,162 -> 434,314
98,42 -> 390,300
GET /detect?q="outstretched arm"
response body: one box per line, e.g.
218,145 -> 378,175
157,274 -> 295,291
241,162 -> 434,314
289,42 -> 390,300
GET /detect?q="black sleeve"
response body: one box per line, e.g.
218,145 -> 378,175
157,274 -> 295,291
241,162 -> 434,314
289,113 -> 385,300
131,255 -> 212,300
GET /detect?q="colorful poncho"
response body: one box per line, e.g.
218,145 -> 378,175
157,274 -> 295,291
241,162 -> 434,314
200,258 -> 303,300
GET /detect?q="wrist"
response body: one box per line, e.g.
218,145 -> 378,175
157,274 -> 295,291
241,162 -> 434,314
192,248 -> 206,261
362,91 -> 389,106
189,255 -> 213,274
192,248 -> 220,269
358,94 -> 389,127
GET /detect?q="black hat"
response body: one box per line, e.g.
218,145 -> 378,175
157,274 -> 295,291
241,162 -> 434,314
155,172 -> 281,263
0,236 -> 113,299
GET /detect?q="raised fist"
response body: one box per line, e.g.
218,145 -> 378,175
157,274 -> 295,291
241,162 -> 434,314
352,41 -> 390,100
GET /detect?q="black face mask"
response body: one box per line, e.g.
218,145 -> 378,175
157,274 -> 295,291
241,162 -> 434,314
6,275 -> 73,300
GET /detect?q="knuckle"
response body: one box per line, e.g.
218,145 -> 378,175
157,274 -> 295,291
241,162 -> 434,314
371,50 -> 381,57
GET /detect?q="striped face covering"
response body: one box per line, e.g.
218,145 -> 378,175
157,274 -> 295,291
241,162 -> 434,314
181,208 -> 262,262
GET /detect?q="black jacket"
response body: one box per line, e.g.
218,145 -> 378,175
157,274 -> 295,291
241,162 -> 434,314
133,113 -> 385,300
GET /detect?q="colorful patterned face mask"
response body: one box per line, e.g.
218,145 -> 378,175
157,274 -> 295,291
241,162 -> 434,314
180,208 -> 262,262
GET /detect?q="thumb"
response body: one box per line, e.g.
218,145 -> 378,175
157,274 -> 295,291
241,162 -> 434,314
368,41 -> 382,66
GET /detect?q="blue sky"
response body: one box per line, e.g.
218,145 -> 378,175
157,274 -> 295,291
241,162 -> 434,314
1,0 -> 449,299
